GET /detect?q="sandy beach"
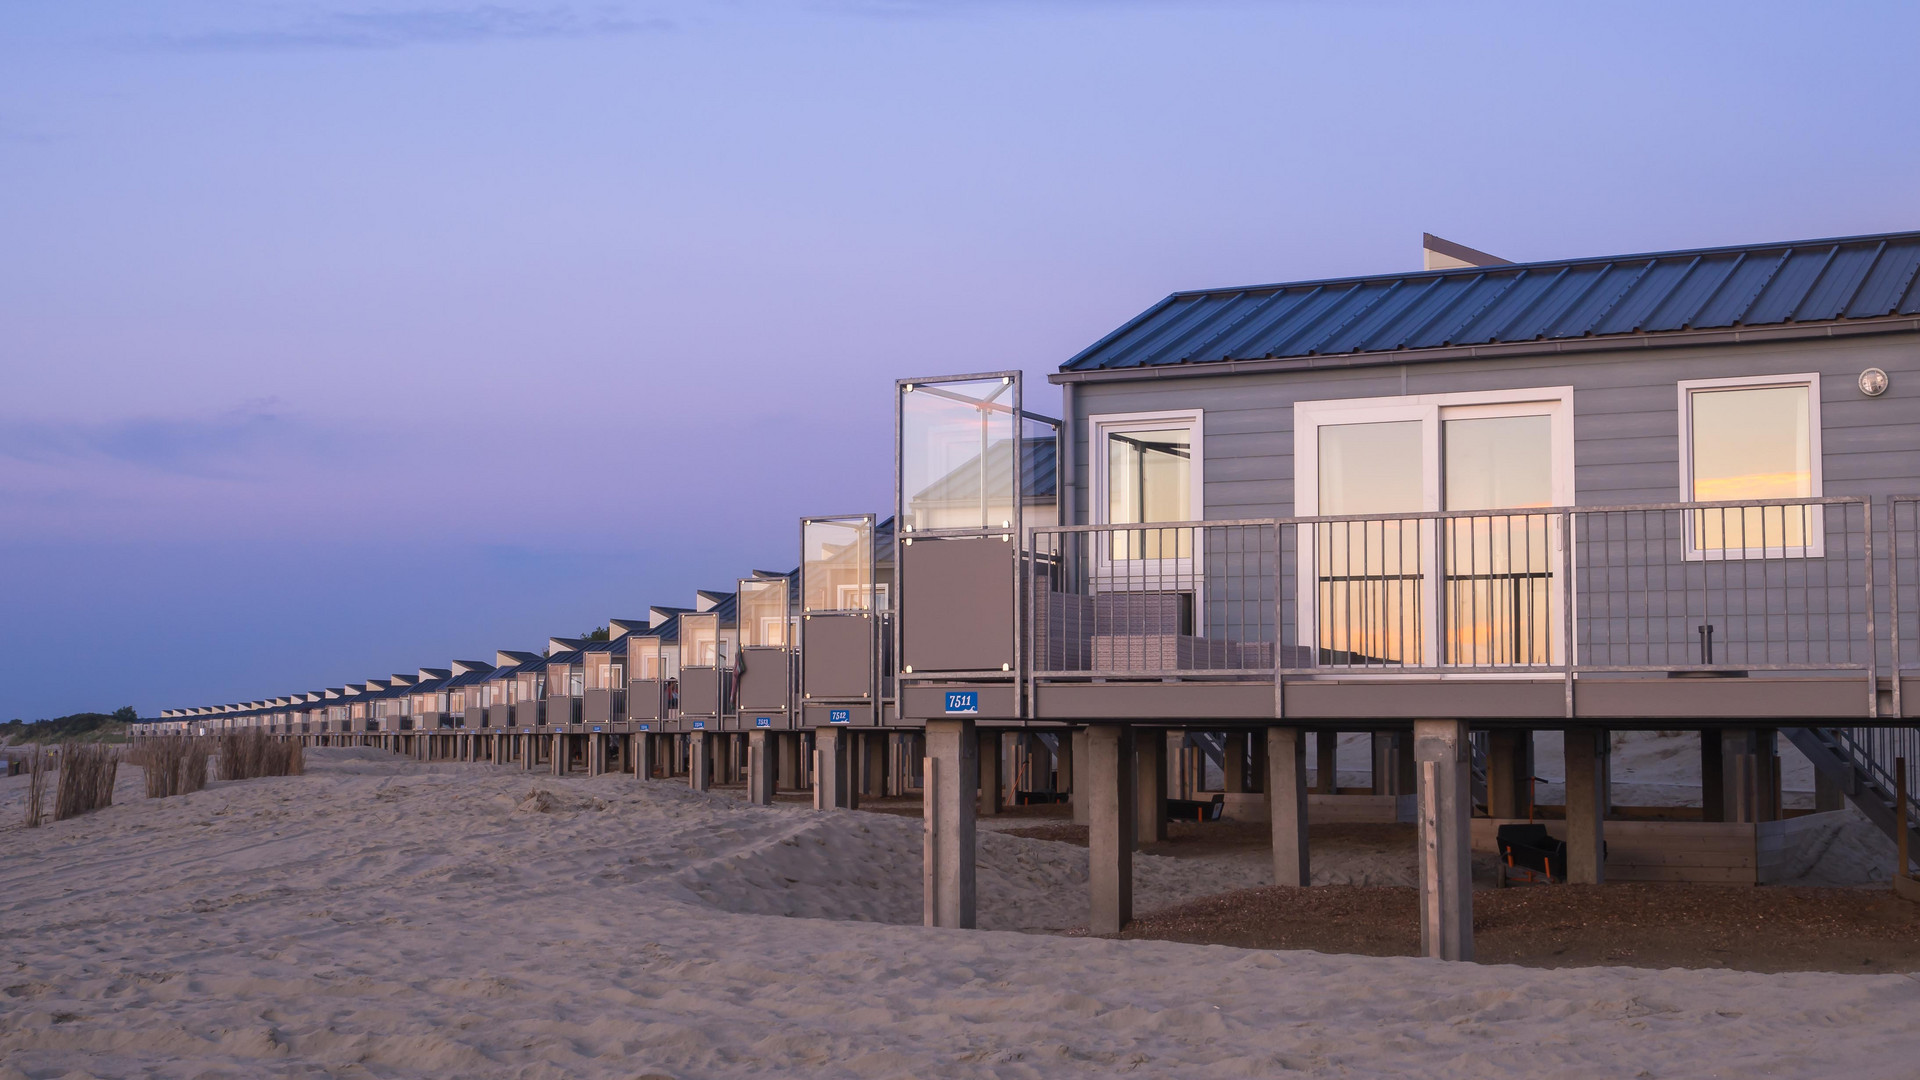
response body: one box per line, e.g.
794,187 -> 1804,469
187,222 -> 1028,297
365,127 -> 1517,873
4,748 -> 1918,1078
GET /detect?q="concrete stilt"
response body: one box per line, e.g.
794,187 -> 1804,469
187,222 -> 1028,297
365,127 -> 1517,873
748,729 -> 776,804
552,733 -> 567,776
777,733 -> 801,790
1754,727 -> 1781,822
1563,726 -> 1607,884
977,730 -> 1003,816
1373,731 -> 1416,796
1413,719 -> 1472,962
1054,728 -> 1074,797
1134,727 -> 1167,847
1719,727 -> 1781,823
634,733 -> 655,779
689,731 -> 711,792
1087,725 -> 1135,936
1267,726 -> 1310,887
814,726 -> 855,810
1370,732 -> 1391,794
1815,764 -> 1845,812
1701,729 -> 1725,821
1071,728 -> 1090,825
1224,731 -> 1249,794
590,734 -> 607,777
1486,730 -> 1534,819
1250,729 -> 1267,793
1315,730 -> 1337,793
923,719 -> 977,929
862,731 -> 888,798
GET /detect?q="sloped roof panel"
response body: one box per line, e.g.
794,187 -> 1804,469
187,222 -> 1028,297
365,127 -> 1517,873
1061,230 -> 1920,373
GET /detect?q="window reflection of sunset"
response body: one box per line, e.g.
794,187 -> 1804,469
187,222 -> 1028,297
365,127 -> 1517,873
1692,472 -> 1810,500
1688,383 -> 1814,551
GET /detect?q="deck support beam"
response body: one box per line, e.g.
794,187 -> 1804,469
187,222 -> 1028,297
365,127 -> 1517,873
1135,727 -> 1167,847
1055,728 -> 1075,802
748,729 -> 776,804
778,733 -> 802,790
689,730 -> 711,792
862,731 -> 889,799
1267,726 -> 1310,887
977,730 -> 1003,815
923,719 -> 977,929
1486,731 -> 1534,819
1414,719 -> 1473,962
1225,731 -> 1249,794
814,726 -> 856,810
1071,728 -> 1090,825
551,733 -> 567,776
634,733 -> 655,780
1087,724 -> 1135,936
1563,726 -> 1608,885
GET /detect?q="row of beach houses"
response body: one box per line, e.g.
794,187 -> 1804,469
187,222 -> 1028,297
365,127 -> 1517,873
143,229 -> 1920,958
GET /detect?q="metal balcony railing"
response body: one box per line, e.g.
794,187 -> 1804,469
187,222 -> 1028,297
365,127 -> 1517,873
1028,496 -> 1878,685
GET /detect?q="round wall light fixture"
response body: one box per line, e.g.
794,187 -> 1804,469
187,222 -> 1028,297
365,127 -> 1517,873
1859,367 -> 1889,397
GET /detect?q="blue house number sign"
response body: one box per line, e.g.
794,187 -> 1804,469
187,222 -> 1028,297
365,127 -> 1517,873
692,720 -> 706,730
829,709 -> 851,725
945,691 -> 978,715
754,716 -> 771,728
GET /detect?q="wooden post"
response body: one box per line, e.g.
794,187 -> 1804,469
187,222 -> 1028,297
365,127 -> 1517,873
924,719 -> 977,929
748,729 -> 776,805
1087,725 -> 1135,936
1135,727 -> 1167,847
1414,719 -> 1473,961
1267,727 -> 1310,887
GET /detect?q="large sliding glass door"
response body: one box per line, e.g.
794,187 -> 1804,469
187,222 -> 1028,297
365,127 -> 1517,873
1298,389 -> 1570,670
1440,410 -> 1556,666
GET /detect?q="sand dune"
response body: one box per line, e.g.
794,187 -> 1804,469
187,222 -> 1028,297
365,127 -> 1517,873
2,750 -> 1916,1078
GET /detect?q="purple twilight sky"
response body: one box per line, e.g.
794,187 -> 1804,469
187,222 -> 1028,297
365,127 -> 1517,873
3,0 -> 1917,719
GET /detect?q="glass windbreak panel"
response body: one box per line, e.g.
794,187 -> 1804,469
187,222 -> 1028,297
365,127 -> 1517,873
1443,415 -> 1554,665
901,378 -> 1018,532
804,518 -> 873,612
1317,420 -> 1423,664
1023,413 -> 1061,530
739,578 -> 790,647
569,670 -> 584,696
1106,424 -> 1192,559
588,660 -> 620,690
1689,385 -> 1813,550
629,641 -> 665,680
682,614 -> 721,667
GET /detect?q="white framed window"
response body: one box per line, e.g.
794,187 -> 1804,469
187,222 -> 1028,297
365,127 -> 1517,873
1088,409 -> 1205,605
1678,373 -> 1821,559
1091,409 -> 1204,530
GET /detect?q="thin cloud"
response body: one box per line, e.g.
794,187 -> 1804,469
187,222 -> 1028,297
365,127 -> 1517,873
151,5 -> 674,53
0,402 -> 347,480
0,115 -> 55,145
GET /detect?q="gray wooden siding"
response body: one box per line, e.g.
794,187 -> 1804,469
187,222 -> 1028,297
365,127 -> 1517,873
1066,330 -> 1920,521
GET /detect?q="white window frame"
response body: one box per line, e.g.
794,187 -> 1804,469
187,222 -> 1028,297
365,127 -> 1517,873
1294,386 -> 1574,670
1677,373 -> 1823,561
1089,409 -> 1206,526
1088,408 -> 1206,593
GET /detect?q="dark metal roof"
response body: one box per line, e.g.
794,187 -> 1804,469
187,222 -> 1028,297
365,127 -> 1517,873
1062,229 -> 1920,373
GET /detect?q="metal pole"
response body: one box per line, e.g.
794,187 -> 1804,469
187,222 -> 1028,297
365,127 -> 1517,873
1563,508 -> 1576,718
